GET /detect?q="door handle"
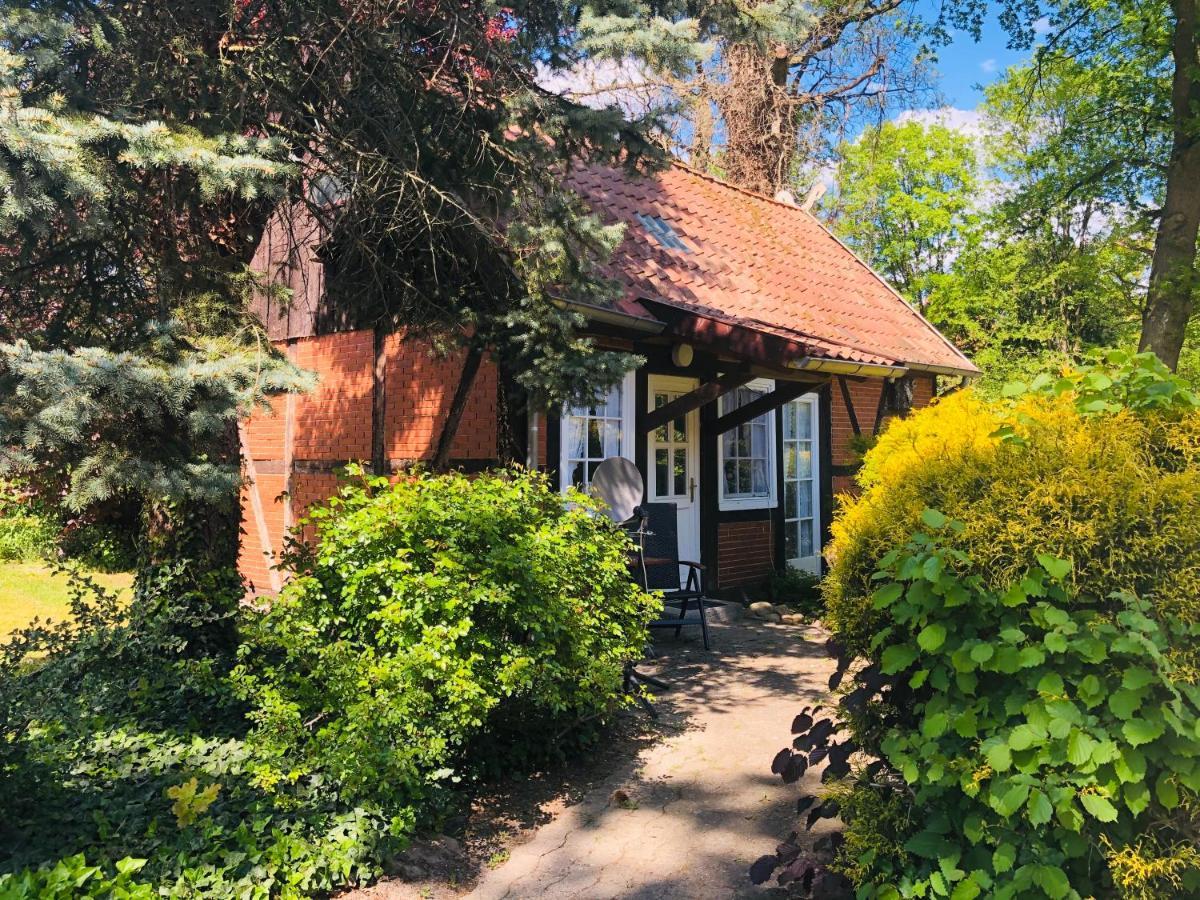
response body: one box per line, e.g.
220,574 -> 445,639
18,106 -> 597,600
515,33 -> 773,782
689,477 -> 696,502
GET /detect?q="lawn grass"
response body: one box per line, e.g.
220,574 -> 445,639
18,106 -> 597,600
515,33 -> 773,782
0,562 -> 133,637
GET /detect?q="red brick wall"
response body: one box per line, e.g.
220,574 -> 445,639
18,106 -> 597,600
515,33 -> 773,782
716,520 -> 774,588
830,373 -> 937,496
239,329 -> 499,596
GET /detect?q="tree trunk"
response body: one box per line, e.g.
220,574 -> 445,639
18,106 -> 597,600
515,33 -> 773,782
432,344 -> 484,472
1138,0 -> 1200,370
714,43 -> 795,195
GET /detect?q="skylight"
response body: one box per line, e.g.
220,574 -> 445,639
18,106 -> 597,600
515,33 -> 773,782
636,213 -> 691,252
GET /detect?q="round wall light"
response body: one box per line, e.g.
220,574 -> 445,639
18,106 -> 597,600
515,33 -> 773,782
672,342 -> 694,368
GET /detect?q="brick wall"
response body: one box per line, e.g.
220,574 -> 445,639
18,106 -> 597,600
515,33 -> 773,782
238,328 -> 499,597
716,520 -> 773,588
830,373 -> 937,497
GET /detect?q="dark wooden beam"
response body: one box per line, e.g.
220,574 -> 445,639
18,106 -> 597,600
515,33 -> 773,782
371,327 -> 387,476
836,375 -> 861,436
711,380 -> 821,435
640,370 -> 753,433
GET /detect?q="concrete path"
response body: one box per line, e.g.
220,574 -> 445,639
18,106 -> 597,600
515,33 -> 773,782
465,620 -> 837,900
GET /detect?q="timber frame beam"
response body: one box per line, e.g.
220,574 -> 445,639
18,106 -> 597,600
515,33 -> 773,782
711,378 -> 824,435
640,370 -> 754,433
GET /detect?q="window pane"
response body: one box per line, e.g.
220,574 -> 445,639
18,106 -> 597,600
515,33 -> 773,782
751,459 -> 768,494
603,384 -> 622,417
800,520 -> 814,557
785,522 -> 799,560
783,402 -> 797,440
603,419 -> 622,458
795,403 -> 812,439
673,416 -> 686,443
751,422 -> 768,457
723,430 -> 736,457
785,482 -> 797,519
737,460 -> 751,495
570,461 -> 585,488
797,480 -> 812,517
567,418 -> 586,459
723,459 -> 736,494
587,419 -> 602,457
588,460 -> 602,484
674,448 -> 687,495
655,448 -> 669,496
783,445 -> 797,481
737,424 -> 750,457
797,446 -> 812,478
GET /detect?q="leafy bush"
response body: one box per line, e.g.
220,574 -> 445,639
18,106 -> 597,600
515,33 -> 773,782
761,352 -> 1200,898
0,855 -> 154,898
0,484 -> 57,561
765,567 -> 823,617
2,468 -> 654,896
233,467 -> 656,810
1,565 -> 390,898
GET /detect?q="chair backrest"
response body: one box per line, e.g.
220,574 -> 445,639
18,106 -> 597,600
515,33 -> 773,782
639,502 -> 683,591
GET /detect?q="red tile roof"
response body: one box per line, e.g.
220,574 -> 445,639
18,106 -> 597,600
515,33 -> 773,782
568,161 -> 979,376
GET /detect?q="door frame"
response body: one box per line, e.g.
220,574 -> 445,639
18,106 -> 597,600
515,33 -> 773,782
782,393 -> 822,574
645,374 -> 702,568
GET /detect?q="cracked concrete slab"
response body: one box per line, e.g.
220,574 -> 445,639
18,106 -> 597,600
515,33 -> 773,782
463,620 -> 838,900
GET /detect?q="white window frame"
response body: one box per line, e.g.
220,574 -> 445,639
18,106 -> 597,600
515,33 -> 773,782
717,377 -> 778,512
783,394 -> 821,574
558,370 -> 636,493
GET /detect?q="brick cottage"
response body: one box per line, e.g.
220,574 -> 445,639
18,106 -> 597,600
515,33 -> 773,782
238,161 -> 978,596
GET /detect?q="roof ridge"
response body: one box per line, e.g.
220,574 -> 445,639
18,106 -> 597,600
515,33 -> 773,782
666,159 -> 806,211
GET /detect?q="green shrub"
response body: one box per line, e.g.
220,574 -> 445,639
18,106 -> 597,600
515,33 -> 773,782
0,855 -> 154,898
232,466 -> 656,809
765,352 -> 1200,898
765,567 -> 823,617
0,485 -> 57,561
2,468 -> 654,896
1,567 -> 392,898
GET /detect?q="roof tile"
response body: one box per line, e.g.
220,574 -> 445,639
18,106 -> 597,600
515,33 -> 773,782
570,162 -> 978,375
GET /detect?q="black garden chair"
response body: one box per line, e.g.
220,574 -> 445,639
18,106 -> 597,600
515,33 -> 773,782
631,502 -> 712,651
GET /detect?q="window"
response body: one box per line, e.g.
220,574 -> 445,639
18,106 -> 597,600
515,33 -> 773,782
635,213 -> 692,252
718,379 -> 777,511
649,386 -> 692,500
783,396 -> 820,572
559,371 -> 635,491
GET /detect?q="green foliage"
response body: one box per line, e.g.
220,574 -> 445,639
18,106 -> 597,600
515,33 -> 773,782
0,563 -> 397,897
810,357 -> 1200,898
0,323 -> 311,513
233,467 -> 657,808
1004,349 -> 1200,417
0,485 -> 56,561
825,120 -> 979,302
765,567 -> 823,617
0,460 -> 658,899
0,855 -> 154,899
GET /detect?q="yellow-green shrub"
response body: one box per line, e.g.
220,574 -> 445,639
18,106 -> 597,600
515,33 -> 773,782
826,386 -> 1200,671
764,352 -> 1200,899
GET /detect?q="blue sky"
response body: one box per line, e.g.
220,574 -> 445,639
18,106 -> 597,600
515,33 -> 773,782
917,1 -> 1046,109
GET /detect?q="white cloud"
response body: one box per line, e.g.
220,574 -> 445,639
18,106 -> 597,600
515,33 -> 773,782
980,58 -> 998,74
894,106 -> 986,138
1033,16 -> 1052,35
535,58 -> 663,118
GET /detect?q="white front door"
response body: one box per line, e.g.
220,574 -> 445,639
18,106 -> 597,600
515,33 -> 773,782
783,395 -> 821,574
647,375 -> 702,577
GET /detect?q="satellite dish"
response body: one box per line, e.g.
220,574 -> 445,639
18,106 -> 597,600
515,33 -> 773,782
590,457 -> 644,523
